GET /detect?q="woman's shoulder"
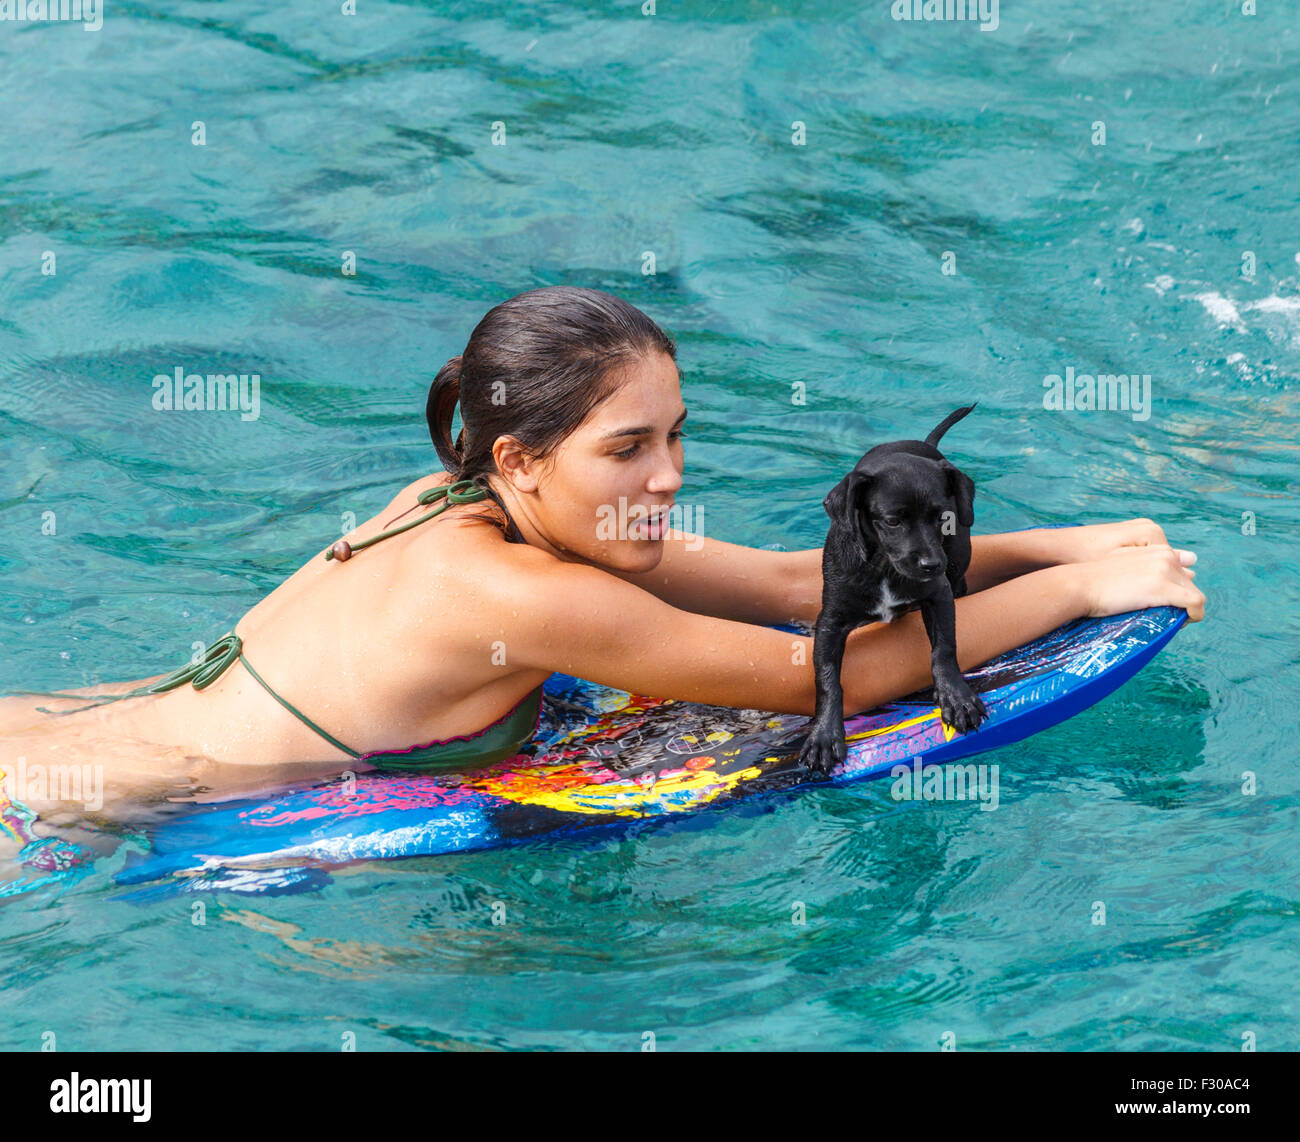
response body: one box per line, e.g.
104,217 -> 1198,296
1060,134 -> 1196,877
383,471 -> 496,535
391,471 -> 549,576
389,470 -> 454,508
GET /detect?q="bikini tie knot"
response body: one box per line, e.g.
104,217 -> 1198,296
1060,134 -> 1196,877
324,478 -> 488,562
14,631 -> 245,715
182,632 -> 244,691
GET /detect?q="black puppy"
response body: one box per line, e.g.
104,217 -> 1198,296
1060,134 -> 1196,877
799,403 -> 988,774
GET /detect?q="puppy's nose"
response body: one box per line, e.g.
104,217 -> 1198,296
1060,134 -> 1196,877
916,557 -> 942,576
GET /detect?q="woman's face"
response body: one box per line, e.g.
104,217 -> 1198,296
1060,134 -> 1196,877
494,353 -> 686,572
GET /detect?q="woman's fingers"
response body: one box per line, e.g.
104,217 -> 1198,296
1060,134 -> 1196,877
1076,527 -> 1206,622
1110,541 -> 1176,556
1081,545 -> 1206,621
1172,551 -> 1206,620
1124,517 -> 1168,545
1110,541 -> 1199,568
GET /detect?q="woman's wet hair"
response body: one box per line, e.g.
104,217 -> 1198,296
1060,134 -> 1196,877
426,286 -> 677,541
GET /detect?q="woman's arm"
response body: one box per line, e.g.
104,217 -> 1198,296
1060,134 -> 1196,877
963,531 -> 1063,593
493,557 -> 1094,718
602,525 -> 1111,629
778,538 -> 1062,623
605,528 -> 815,626
783,518 -> 1187,609
840,564 -> 1086,712
602,520 -> 1156,627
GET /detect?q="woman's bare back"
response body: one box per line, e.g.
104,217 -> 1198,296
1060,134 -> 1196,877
0,471 -> 553,816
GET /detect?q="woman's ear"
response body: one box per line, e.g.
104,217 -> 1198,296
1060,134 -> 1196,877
941,461 -> 976,528
493,435 -> 543,493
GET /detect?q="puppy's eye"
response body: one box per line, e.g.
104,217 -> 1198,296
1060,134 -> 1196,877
881,516 -> 901,528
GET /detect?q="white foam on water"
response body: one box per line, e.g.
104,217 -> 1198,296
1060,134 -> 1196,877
1193,291 -> 1247,331
1245,295 -> 1300,349
1193,290 -> 1300,357
1245,295 -> 1300,314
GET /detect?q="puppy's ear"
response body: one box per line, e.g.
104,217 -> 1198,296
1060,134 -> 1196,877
823,470 -> 869,523
824,471 -> 874,562
941,461 -> 975,528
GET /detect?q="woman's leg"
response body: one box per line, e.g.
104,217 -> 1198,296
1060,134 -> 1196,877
0,671 -> 177,736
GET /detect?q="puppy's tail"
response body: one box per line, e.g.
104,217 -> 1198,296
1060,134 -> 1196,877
925,402 -> 978,448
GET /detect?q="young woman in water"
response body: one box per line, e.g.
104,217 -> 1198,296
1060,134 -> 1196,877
0,286 -> 1204,843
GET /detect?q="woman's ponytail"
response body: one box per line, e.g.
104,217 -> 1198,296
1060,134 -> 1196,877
426,355 -> 466,474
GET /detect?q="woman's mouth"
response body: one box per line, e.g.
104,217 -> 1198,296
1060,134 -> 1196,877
633,508 -> 671,539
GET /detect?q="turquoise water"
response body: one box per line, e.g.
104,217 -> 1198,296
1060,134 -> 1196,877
2,1 -> 1298,1050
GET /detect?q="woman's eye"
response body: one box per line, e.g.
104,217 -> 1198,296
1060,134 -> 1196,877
615,430 -> 686,461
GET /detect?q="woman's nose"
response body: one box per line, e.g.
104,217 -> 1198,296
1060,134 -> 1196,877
650,459 -> 683,495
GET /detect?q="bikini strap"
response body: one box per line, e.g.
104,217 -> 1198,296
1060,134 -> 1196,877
236,651 -> 361,760
17,478 -> 491,749
324,477 -> 487,563
15,629 -> 363,760
10,632 -> 245,716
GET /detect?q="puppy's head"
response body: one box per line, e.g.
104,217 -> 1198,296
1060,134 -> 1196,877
824,457 -> 975,582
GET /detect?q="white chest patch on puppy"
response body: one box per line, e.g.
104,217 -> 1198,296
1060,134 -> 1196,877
869,580 -> 914,623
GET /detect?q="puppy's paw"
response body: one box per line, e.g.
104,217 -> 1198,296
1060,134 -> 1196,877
798,721 -> 848,775
934,678 -> 988,735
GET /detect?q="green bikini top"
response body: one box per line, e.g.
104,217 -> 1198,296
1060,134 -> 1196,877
17,478 -> 544,774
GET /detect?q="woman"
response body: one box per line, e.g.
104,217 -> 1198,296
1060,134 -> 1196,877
0,286 -> 1205,846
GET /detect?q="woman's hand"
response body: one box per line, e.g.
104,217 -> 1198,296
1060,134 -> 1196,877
1076,544 -> 1206,622
966,518 -> 1197,595
1049,517 -> 1195,567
